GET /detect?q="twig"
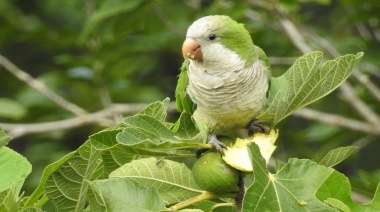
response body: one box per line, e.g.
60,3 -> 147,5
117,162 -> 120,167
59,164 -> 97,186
268,57 -> 296,65
272,10 -> 380,133
0,102 -> 177,138
339,82 -> 380,130
277,18 -> 313,53
351,72 -> 380,103
0,54 -> 87,116
293,108 -> 380,135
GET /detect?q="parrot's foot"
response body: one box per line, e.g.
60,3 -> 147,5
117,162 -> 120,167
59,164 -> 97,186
246,119 -> 270,136
209,134 -> 227,155
195,135 -> 227,157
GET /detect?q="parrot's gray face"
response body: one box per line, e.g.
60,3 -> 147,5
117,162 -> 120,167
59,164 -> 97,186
182,16 -> 245,75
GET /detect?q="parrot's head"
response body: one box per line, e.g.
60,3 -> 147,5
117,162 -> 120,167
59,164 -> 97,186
182,15 -> 256,72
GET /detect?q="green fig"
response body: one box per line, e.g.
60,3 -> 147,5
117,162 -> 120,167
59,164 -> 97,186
192,152 -> 239,193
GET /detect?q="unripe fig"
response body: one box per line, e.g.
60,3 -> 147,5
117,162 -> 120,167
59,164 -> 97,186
192,152 -> 239,193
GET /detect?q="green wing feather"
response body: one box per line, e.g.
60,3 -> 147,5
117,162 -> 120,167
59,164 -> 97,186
175,59 -> 195,114
255,45 -> 271,79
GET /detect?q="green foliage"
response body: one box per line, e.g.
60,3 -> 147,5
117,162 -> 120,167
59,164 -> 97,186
244,144 -> 335,211
110,157 -> 202,204
1,94 -> 379,211
0,147 -> 31,195
1,0 -> 380,211
318,146 -> 357,167
87,178 -> 166,212
258,51 -> 363,125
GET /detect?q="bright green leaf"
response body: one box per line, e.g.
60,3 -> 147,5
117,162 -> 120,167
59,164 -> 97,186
117,112 -> 206,150
317,171 -> 380,211
0,147 -> 31,194
109,157 -> 203,204
318,146 -> 357,167
87,178 -> 166,212
243,143 -> 336,211
23,151 -> 75,208
0,185 -> 19,212
324,198 -> 351,212
0,128 -> 12,148
258,52 -> 363,125
44,142 -> 103,211
137,97 -> 170,123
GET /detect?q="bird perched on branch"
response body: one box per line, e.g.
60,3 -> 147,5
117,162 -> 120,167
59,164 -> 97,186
176,15 -> 271,152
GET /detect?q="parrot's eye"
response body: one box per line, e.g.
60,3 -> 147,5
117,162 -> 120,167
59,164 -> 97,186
208,34 -> 217,41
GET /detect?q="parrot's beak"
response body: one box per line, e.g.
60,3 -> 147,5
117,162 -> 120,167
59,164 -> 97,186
182,38 -> 202,60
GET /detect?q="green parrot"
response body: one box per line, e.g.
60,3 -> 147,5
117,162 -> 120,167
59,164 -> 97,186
175,15 -> 271,152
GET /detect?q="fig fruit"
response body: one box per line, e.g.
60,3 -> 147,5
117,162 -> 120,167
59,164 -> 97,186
192,152 -> 239,193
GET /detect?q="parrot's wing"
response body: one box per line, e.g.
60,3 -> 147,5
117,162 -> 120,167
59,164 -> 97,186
255,45 -> 272,79
175,59 -> 196,114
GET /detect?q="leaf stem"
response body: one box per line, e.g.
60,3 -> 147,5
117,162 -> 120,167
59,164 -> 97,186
33,194 -> 49,208
168,191 -> 236,211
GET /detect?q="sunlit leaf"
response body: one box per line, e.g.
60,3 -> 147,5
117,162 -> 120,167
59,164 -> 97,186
317,171 -> 380,211
44,143 -> 102,211
117,112 -> 206,150
110,157 -> 203,204
243,143 -> 336,211
0,147 -> 31,194
0,128 -> 12,148
87,178 -> 166,212
0,186 -> 21,212
258,52 -> 363,125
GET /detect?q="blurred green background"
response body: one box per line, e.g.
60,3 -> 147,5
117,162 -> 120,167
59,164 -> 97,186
1,0 -> 379,202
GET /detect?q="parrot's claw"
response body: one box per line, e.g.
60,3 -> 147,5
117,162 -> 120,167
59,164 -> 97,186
208,134 -> 227,155
246,119 -> 270,136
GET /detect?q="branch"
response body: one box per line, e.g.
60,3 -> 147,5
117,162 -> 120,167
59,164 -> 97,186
339,82 -> 380,130
351,71 -> 380,103
268,57 -> 297,65
0,54 -> 87,116
293,108 -> 380,136
265,8 -> 380,133
0,102 -> 177,138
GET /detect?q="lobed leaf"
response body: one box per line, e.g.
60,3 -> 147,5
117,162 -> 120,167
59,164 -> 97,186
243,143 -> 336,211
317,171 -> 380,211
0,147 -> 32,194
109,157 -> 203,204
258,52 -> 363,125
87,178 -> 166,212
137,97 -> 170,123
117,112 -> 206,150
